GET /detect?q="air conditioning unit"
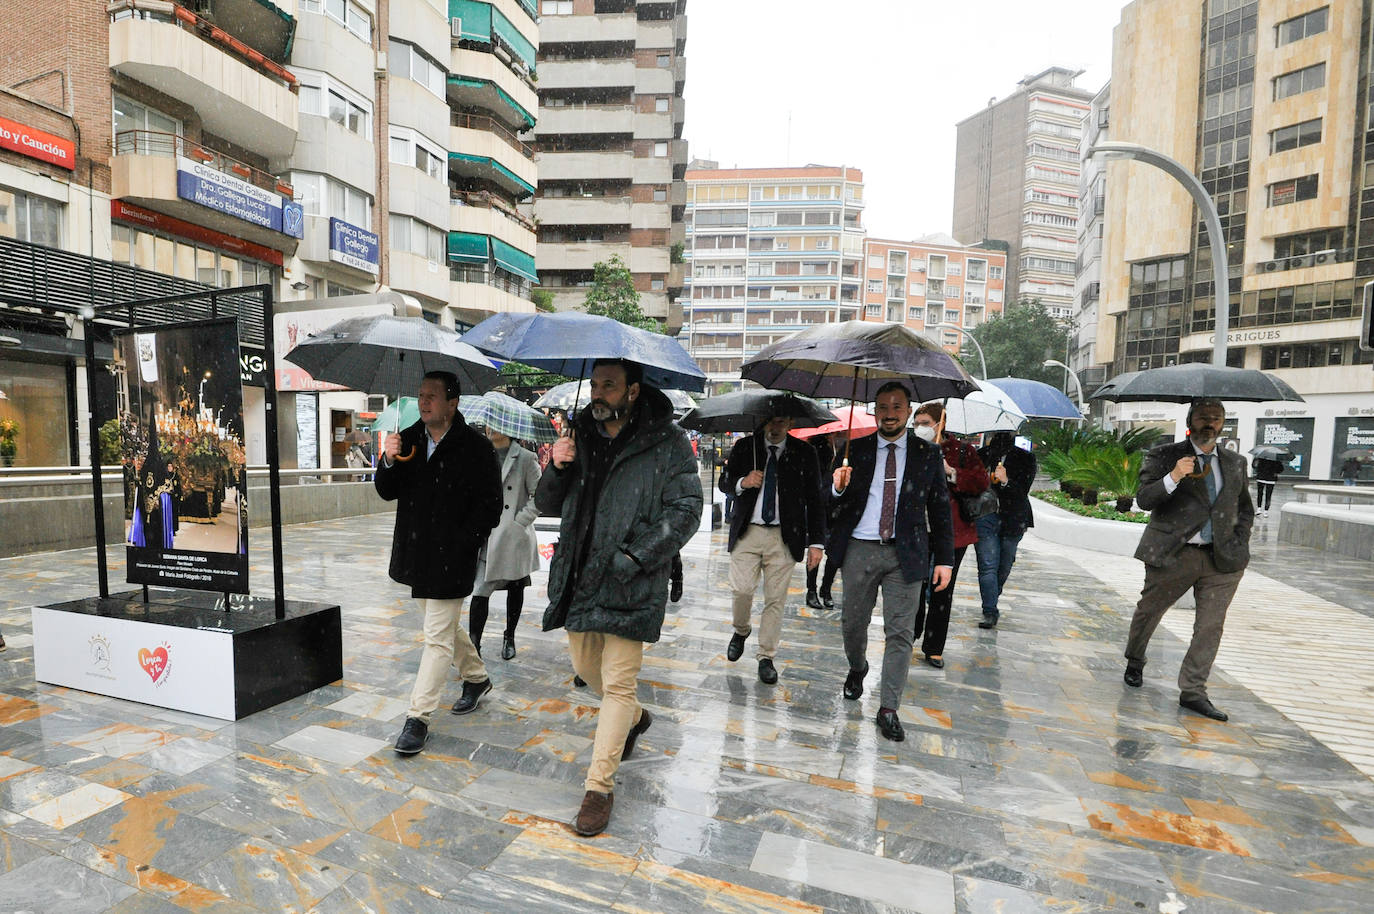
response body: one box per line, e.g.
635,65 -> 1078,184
1312,248 -> 1336,265
366,396 -> 387,413
450,17 -> 462,38
1289,253 -> 1315,269
1261,259 -> 1281,273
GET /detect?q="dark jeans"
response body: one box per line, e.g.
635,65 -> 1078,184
1255,480 -> 1275,509
915,545 -> 969,657
973,513 -> 1023,620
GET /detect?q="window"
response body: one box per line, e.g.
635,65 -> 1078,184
303,0 -> 372,41
867,255 -> 883,270
0,187 -> 63,247
865,304 -> 881,318
909,282 -> 924,296
945,309 -> 960,324
966,259 -> 987,282
654,142 -> 668,157
653,187 -> 666,202
655,97 -> 669,113
297,71 -> 372,136
389,128 -> 446,182
541,0 -> 572,12
1270,118 -> 1322,153
1276,6 -> 1328,46
908,307 -> 924,321
389,214 -> 445,262
110,222 -> 271,286
1274,228 -> 1345,258
1268,174 -> 1319,206
656,54 -> 670,68
112,95 -> 180,152
389,40 -> 446,98
866,280 -> 883,294
989,265 -> 1003,280
1274,62 -> 1325,100
927,255 -> 947,279
291,172 -> 372,225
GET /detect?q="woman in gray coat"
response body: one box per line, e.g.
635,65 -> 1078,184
468,428 -> 541,659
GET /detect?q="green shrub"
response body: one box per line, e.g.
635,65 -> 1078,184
1032,490 -> 1150,523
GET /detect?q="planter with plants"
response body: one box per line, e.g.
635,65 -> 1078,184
0,418 -> 18,466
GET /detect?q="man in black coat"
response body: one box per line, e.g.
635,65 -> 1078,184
720,414 -> 825,684
973,431 -> 1036,629
1124,398 -> 1254,722
376,371 -> 502,755
829,381 -> 954,742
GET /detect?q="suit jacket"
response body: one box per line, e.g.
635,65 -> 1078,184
1134,439 -> 1254,574
721,434 -> 825,562
826,431 -> 955,584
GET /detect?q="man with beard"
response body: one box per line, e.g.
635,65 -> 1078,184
1124,398 -> 1254,722
536,359 -> 701,836
828,381 -> 954,742
720,412 -> 825,684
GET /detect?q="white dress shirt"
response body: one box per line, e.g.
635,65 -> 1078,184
744,437 -> 786,525
851,433 -> 908,541
1161,441 -> 1224,545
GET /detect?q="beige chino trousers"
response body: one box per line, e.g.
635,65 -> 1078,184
567,630 -> 645,793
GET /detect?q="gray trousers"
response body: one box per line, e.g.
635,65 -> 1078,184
840,538 -> 921,710
1125,544 -> 1243,703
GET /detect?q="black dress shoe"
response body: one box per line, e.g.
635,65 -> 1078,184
1179,696 -> 1228,721
876,708 -> 905,742
1124,666 -> 1143,688
843,662 -> 868,700
805,590 -> 822,609
670,578 -> 683,603
758,658 -> 778,684
978,614 -> 997,629
451,678 -> 492,715
394,717 -> 428,755
820,592 -> 835,609
501,635 -> 516,661
726,631 -> 748,662
923,655 -> 945,669
622,709 -> 652,760
572,674 -> 587,688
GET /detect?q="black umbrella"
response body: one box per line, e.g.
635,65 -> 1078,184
1249,445 -> 1293,461
1090,364 -> 1303,403
678,391 -> 836,434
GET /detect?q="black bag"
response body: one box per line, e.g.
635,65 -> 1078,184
956,488 -> 1000,523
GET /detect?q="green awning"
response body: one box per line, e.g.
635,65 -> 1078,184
449,0 -> 492,43
448,152 -> 536,198
491,238 -> 537,284
491,7 -> 537,73
446,76 -> 536,130
447,231 -> 490,264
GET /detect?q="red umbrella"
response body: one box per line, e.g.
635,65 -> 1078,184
789,405 -> 877,440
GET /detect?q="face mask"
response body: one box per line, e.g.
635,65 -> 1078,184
913,425 -> 936,442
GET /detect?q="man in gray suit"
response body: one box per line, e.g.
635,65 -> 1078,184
1124,398 -> 1254,722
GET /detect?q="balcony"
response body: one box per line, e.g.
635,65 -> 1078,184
449,48 -> 537,126
536,241 -> 632,272
537,149 -> 634,182
449,119 -> 537,200
534,105 -> 635,137
111,129 -> 301,253
453,188 -> 536,231
451,195 -> 536,252
192,0 -> 297,63
109,3 -> 298,159
448,275 -> 537,323
536,196 -> 632,226
538,10 -> 636,43
537,58 -> 636,91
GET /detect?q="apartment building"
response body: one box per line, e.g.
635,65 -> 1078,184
860,235 -> 1007,360
679,164 -> 865,393
0,0 -> 538,468
1098,0 -> 1374,479
532,0 -> 688,326
952,66 -> 1094,320
1072,82 -> 1110,401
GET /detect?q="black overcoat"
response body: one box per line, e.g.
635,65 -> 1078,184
719,434 -> 825,561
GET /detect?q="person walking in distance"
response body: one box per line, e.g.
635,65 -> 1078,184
1124,399 -> 1254,722
376,371 -> 503,756
720,412 -> 825,684
827,382 -> 954,742
1252,454 -> 1283,515
536,359 -> 701,836
912,402 -> 989,668
974,431 -> 1036,629
468,426 -> 541,661
805,431 -> 840,609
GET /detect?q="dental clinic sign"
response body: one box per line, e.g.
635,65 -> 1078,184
175,156 -> 304,238
328,217 -> 380,275
0,116 -> 75,169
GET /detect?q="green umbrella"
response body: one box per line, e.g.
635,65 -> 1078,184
462,392 -> 559,444
374,397 -> 419,433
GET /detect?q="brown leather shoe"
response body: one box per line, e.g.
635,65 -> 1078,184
622,709 -> 652,760
574,790 -> 613,836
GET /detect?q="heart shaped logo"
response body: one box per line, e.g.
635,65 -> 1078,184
137,646 -> 170,685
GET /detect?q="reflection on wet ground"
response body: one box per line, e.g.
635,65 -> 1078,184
0,502 -> 1371,913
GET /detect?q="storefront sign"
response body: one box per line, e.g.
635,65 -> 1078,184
116,319 -> 250,593
175,157 -> 304,239
0,115 -> 74,169
239,344 -> 268,387
328,218 -> 380,275
1255,416 -> 1313,477
112,200 -> 284,267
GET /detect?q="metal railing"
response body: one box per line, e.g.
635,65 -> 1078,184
451,112 -> 535,160
114,130 -> 294,198
451,189 -> 536,231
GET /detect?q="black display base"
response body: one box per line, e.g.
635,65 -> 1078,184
33,590 -> 342,720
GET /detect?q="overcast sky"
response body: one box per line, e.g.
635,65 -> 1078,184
681,0 -> 1129,240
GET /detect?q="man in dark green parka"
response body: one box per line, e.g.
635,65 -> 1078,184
536,358 -> 701,837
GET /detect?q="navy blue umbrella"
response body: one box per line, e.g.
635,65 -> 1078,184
461,312 -> 707,393
987,377 -> 1083,420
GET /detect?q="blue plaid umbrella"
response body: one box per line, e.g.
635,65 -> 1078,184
461,392 -> 559,444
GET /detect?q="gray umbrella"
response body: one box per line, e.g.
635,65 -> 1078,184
284,315 -> 499,397
679,390 -> 836,434
1249,445 -> 1293,461
1090,364 -> 1303,403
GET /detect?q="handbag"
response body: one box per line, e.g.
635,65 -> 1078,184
956,487 -> 999,523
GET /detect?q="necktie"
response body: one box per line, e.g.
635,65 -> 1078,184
1199,453 -> 1217,544
761,445 -> 778,524
880,443 -> 897,540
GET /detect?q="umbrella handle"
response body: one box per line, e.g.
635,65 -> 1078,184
394,446 -> 417,463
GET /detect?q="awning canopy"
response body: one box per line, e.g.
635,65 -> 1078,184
491,7 -> 537,73
446,76 -> 536,131
448,152 -> 536,199
449,0 -> 493,43
448,231 -> 491,264
491,238 -> 537,284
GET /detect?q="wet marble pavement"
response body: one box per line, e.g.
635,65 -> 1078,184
0,510 -> 1372,913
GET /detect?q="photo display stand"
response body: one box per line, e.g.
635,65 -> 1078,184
31,285 -> 342,720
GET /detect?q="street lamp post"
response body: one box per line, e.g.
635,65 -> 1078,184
1087,141 -> 1229,367
1043,358 -> 1085,410
928,323 -> 987,379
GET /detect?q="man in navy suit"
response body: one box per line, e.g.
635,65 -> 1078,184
720,413 -> 825,684
828,381 -> 955,742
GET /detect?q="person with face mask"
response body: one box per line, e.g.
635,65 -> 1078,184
911,402 -> 990,669
974,431 -> 1036,629
1124,398 -> 1254,722
719,411 -> 826,684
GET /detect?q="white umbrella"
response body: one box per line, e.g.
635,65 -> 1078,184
533,379 -> 696,415
942,379 -> 1027,435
